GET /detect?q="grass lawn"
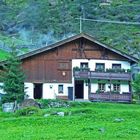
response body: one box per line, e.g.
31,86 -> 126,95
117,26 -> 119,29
0,102 -> 140,140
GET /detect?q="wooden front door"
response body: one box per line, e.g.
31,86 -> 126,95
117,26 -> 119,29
75,80 -> 84,99
34,83 -> 43,99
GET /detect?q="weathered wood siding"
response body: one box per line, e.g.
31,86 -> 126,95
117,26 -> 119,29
22,38 -> 128,83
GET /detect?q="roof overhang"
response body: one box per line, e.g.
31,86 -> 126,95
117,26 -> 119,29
0,33 -> 139,65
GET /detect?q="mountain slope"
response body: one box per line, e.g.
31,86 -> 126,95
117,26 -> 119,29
0,0 -> 140,60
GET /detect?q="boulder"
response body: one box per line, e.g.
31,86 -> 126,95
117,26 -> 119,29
57,112 -> 65,117
98,128 -> 105,133
50,111 -> 65,117
114,118 -> 124,122
44,114 -> 50,117
19,99 -> 40,109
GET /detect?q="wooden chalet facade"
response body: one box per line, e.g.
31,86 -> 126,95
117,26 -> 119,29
1,33 -> 138,102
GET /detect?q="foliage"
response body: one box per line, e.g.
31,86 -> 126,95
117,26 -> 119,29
15,107 -> 41,116
95,68 -> 105,72
0,103 -> 140,139
106,68 -> 126,73
132,74 -> 140,102
0,0 -> 140,60
37,99 -> 70,109
73,66 -> 90,71
73,66 -> 80,71
1,45 -> 25,103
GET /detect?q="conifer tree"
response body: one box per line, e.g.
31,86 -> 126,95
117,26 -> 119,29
1,45 -> 25,103
132,74 -> 140,103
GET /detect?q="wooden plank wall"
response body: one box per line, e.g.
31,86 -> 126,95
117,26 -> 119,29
22,38 -> 128,83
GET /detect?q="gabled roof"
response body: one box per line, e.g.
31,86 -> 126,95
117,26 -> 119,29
16,33 -> 139,63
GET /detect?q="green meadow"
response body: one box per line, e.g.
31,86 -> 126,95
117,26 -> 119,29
0,102 -> 140,140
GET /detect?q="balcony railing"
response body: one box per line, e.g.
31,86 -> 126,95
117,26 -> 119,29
73,69 -> 131,81
89,93 -> 131,102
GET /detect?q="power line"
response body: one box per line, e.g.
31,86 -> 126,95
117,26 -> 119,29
76,18 -> 140,25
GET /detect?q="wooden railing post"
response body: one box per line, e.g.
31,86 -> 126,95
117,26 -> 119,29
109,73 -> 112,101
88,71 -> 91,100
129,81 -> 132,102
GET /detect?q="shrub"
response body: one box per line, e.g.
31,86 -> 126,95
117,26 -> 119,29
73,66 -> 80,71
95,68 -> 104,72
132,74 -> 140,103
69,101 -> 91,107
37,99 -> 70,108
16,107 -> 40,116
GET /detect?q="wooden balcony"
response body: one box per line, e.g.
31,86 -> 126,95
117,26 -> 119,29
73,70 -> 131,81
89,93 -> 131,102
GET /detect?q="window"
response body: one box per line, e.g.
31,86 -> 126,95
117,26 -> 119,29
58,62 -> 69,69
58,85 -> 63,93
113,84 -> 120,92
96,63 -> 105,70
112,64 -> 121,69
80,62 -> 88,68
98,83 -> 105,92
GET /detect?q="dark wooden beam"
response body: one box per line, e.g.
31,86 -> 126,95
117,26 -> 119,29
72,48 -> 100,51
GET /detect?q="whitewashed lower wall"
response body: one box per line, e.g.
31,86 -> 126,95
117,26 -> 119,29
43,83 -> 72,99
24,83 -> 72,99
1,82 -> 130,100
24,83 -> 34,99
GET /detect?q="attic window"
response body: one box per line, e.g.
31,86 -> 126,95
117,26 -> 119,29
58,62 -> 69,70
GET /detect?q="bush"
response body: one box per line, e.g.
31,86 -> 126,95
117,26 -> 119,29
69,101 -> 91,107
16,107 -> 40,116
73,66 -> 80,71
37,99 -> 70,108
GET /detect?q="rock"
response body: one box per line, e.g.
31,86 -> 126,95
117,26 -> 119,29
114,118 -> 124,122
47,101 -> 70,108
19,99 -> 40,109
57,112 -> 65,117
44,114 -> 50,117
48,111 -> 65,117
98,128 -> 105,133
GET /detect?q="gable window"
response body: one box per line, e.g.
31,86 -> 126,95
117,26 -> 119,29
112,64 -> 121,69
113,84 -> 120,92
80,62 -> 88,68
98,83 -> 105,92
58,62 -> 69,70
58,85 -> 63,94
96,63 -> 105,71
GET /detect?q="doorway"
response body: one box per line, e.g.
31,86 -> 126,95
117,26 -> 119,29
75,80 -> 84,99
34,83 -> 43,99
